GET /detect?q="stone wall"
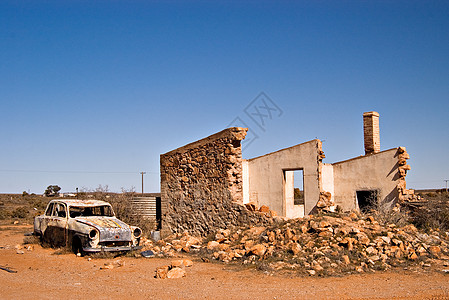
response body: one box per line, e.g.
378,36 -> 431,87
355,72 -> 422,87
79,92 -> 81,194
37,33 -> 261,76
396,146 -> 416,202
160,127 -> 269,236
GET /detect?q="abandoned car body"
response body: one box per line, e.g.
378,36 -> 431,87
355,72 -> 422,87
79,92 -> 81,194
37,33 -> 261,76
34,199 -> 142,254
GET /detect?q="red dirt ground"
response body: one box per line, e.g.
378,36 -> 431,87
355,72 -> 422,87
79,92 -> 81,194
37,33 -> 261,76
1,225 -> 448,299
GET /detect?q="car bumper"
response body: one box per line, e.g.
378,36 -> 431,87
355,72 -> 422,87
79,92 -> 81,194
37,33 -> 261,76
83,245 -> 142,253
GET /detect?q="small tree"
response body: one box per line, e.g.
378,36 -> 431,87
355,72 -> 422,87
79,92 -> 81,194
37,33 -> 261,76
44,185 -> 61,197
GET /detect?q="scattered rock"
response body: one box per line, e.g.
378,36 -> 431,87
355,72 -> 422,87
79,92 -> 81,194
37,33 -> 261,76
207,241 -> 220,250
100,263 -> 114,270
156,264 -> 187,279
249,244 -> 266,257
182,259 -> 194,267
259,205 -> 270,213
167,267 -> 186,279
428,246 -> 441,257
155,266 -> 169,279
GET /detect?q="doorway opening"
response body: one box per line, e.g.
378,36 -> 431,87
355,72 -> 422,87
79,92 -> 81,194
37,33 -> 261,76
293,170 -> 304,205
356,190 -> 378,212
283,169 -> 305,218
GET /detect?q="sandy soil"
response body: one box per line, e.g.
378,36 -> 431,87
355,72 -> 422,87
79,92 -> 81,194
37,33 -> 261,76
1,225 -> 448,300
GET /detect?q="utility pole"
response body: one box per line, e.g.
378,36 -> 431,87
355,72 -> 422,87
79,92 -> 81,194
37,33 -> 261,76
445,180 -> 449,193
140,172 -> 146,195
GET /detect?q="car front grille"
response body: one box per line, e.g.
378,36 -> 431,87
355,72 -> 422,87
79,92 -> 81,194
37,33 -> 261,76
100,241 -> 130,247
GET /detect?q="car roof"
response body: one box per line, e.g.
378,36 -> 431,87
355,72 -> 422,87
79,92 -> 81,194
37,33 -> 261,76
48,199 -> 112,207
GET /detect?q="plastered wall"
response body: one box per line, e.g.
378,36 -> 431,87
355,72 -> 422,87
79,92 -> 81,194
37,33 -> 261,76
245,140 -> 324,217
332,148 -> 400,211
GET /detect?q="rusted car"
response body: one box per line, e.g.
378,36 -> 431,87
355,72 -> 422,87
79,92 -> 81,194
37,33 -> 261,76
34,199 -> 142,254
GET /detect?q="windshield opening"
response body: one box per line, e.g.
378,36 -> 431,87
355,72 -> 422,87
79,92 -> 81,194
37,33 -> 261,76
69,205 -> 114,218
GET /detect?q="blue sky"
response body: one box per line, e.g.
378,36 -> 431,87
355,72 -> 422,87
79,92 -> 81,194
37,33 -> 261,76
1,1 -> 448,194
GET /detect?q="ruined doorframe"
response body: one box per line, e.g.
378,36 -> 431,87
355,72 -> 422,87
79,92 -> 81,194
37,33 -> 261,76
283,168 -> 305,218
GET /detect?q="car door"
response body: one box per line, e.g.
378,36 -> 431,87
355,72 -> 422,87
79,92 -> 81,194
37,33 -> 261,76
45,202 -> 69,247
38,202 -> 54,237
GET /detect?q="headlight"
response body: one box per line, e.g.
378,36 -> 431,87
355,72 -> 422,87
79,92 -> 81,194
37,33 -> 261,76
133,227 -> 142,239
89,229 -> 98,239
88,229 -> 100,248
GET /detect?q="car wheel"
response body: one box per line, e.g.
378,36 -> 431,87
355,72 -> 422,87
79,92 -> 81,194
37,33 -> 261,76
71,237 -> 84,256
33,231 -> 43,242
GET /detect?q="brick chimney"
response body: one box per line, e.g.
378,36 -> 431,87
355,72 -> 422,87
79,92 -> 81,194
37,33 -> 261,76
363,111 -> 380,155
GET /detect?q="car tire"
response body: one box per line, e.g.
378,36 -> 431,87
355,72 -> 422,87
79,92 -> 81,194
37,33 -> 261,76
71,236 -> 84,256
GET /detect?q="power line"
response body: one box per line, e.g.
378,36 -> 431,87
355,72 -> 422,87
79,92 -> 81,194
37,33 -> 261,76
406,180 -> 446,183
0,169 -> 158,174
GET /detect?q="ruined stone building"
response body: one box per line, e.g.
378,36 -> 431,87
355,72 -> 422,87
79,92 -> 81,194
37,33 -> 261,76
160,112 -> 414,234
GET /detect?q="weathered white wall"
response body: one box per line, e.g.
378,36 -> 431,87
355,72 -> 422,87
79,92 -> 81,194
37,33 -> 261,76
242,159 -> 249,204
332,148 -> 400,211
321,164 -> 334,200
246,140 -> 322,216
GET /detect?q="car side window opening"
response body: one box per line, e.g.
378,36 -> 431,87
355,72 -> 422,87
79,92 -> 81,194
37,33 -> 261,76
56,203 -> 67,218
45,203 -> 55,216
52,203 -> 66,218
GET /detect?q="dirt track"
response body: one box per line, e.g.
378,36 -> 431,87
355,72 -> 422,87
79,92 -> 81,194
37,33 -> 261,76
1,225 -> 448,300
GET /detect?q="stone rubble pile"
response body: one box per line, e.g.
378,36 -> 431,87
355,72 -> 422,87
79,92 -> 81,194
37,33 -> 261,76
142,212 -> 449,276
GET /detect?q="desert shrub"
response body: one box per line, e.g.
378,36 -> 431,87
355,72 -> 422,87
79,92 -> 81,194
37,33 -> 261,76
107,188 -> 136,222
11,206 -> 29,219
31,197 -> 49,211
0,208 -> 10,220
371,206 -> 409,227
92,185 -> 111,201
411,194 -> 449,232
23,235 -> 40,244
362,194 -> 409,227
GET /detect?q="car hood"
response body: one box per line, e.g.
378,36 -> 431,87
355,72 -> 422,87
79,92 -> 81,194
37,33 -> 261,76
75,217 -> 132,242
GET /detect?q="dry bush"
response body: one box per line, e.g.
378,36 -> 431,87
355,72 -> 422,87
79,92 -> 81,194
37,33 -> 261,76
11,206 -> 29,219
23,235 -> 40,245
0,208 -> 10,220
362,194 -> 409,227
30,197 -> 49,211
107,188 -> 137,223
411,193 -> 449,232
